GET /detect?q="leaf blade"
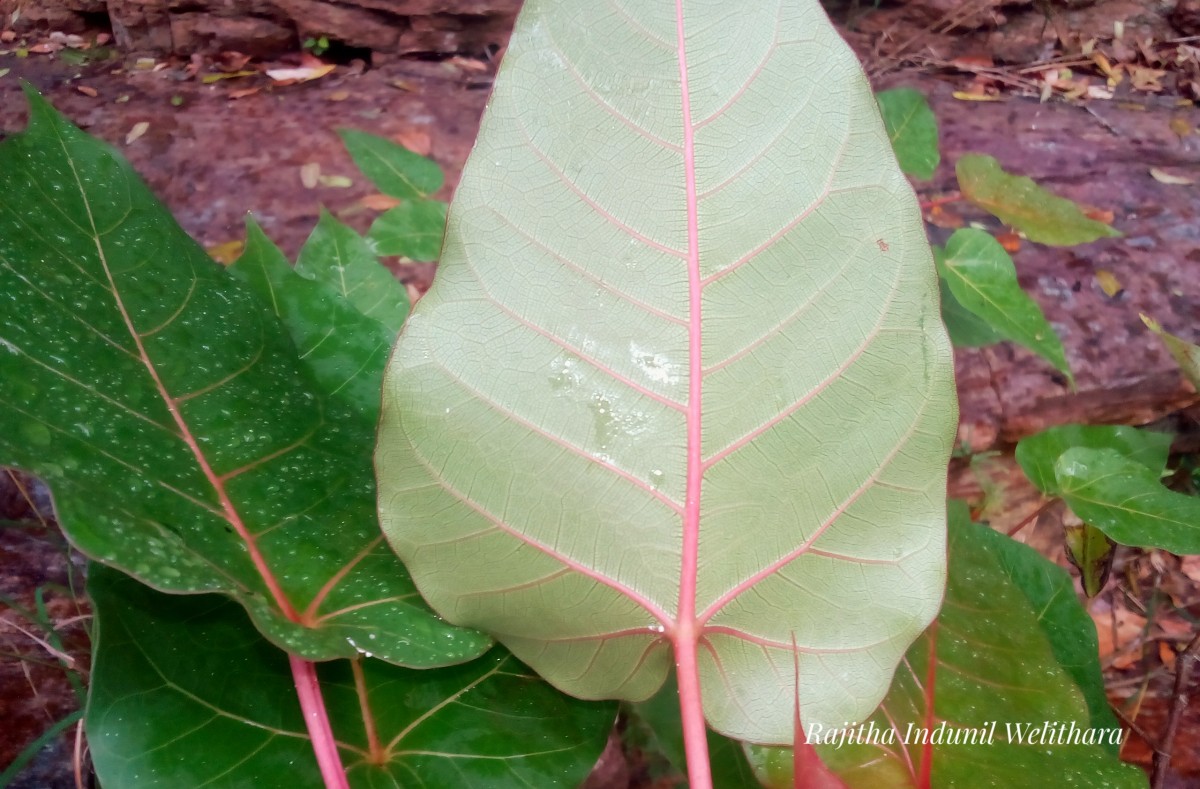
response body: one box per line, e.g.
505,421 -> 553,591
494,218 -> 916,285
376,2 -> 956,743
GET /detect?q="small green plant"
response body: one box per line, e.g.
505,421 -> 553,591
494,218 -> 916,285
303,35 -> 331,57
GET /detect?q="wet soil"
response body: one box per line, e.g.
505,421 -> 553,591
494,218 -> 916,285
3,0 -> 1200,785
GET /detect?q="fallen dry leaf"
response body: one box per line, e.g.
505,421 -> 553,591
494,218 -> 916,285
1092,600 -> 1147,664
300,162 -> 321,190
1159,641 -> 1177,669
227,86 -> 261,100
1095,269 -> 1124,297
328,90 -> 351,101
952,90 -> 1004,102
926,204 -> 964,229
206,240 -> 245,264
266,63 -> 335,84
125,121 -> 149,145
317,174 -> 353,188
0,31 -> 15,43
996,231 -> 1022,253
392,128 -> 432,156
214,50 -> 251,72
1150,167 -> 1195,185
201,70 -> 256,84
359,194 -> 402,211
1182,554 -> 1200,584
1170,116 -> 1194,137
76,85 -> 97,98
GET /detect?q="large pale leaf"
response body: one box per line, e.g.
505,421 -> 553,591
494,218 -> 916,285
0,89 -> 488,666
376,1 -> 956,743
87,565 -> 614,788
742,513 -> 1144,787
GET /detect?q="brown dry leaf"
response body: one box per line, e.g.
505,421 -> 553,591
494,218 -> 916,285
1092,601 -> 1147,662
317,174 -> 353,188
328,90 -> 351,101
206,239 -> 244,264
952,90 -> 1003,102
214,50 -> 251,72
1181,554 -> 1200,584
447,56 -> 490,73
125,121 -> 149,145
1150,167 -> 1195,185
393,128 -> 432,156
1083,206 -> 1116,224
0,31 -> 15,43
1129,65 -> 1166,92
1095,269 -> 1124,297
359,194 -> 402,211
927,204 -> 964,229
27,42 -> 61,54
996,231 -> 1022,253
389,79 -> 416,91
227,86 -> 261,100
266,63 -> 335,84
1159,641 -> 1177,669
300,162 -> 321,190
76,85 -> 97,98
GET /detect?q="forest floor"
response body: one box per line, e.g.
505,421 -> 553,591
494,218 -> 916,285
2,0 -> 1200,786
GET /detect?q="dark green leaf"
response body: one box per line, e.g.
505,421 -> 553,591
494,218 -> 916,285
1056,447 -> 1200,554
1015,424 -> 1172,495
975,501 -> 1121,745
87,565 -> 615,789
295,209 -> 410,332
229,217 -> 393,424
876,87 -> 939,180
338,129 -> 444,200
368,199 -> 448,261
939,279 -> 1004,348
935,229 -> 1071,383
1063,522 -> 1116,598
0,89 -> 488,666
738,513 -> 1145,787
956,154 -> 1121,246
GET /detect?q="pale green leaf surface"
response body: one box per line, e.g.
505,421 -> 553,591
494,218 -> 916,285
295,208 -> 410,332
936,229 -> 1071,382
367,198 -> 448,261
1015,424 -> 1171,495
956,154 -> 1121,246
0,89 -> 488,666
88,565 -> 614,789
876,87 -> 939,180
376,1 -> 956,743
1056,447 -> 1200,554
339,129 -> 443,200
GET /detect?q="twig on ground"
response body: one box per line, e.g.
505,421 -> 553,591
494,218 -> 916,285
1152,631 -> 1200,788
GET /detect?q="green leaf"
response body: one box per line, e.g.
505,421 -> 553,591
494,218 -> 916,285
939,279 -> 1004,348
626,677 -> 762,789
1056,447 -> 1200,554
977,502 -> 1121,744
935,229 -> 1071,383
876,87 -> 939,180
1063,522 -> 1116,598
367,199 -> 448,261
741,515 -> 1146,787
229,217 -> 393,424
1015,424 -> 1172,496
87,565 -> 615,789
956,154 -> 1121,246
338,128 -> 444,200
376,2 -> 957,744
0,88 -> 489,666
295,209 -> 410,332
1142,314 -> 1200,389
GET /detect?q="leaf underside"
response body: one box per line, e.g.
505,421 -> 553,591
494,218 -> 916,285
0,89 -> 488,667
376,1 -> 956,743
